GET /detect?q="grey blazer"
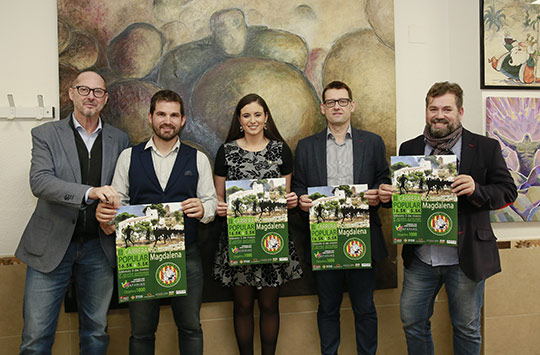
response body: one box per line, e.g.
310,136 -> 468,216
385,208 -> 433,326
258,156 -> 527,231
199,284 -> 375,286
15,116 -> 130,273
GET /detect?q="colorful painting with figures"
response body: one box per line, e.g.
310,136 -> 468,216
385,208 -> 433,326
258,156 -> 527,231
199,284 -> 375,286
486,96 -> 540,222
482,0 -> 540,88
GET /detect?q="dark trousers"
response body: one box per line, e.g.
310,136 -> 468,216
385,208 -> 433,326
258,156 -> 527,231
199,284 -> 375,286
314,268 -> 377,355
129,245 -> 203,355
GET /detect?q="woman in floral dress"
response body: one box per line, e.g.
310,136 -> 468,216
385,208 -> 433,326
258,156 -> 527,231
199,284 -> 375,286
213,93 -> 303,355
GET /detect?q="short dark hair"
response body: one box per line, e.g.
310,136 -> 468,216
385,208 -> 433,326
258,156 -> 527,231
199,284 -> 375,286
150,90 -> 184,116
225,93 -> 285,143
425,82 -> 463,110
322,81 -> 353,101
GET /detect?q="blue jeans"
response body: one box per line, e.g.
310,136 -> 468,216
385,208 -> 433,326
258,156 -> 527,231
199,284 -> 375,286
129,245 -> 203,355
400,256 -> 485,355
20,238 -> 113,355
314,268 -> 377,355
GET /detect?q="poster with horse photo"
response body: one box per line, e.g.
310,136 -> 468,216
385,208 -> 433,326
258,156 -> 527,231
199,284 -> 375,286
114,202 -> 186,303
308,184 -> 371,271
391,155 -> 458,245
226,177 -> 289,266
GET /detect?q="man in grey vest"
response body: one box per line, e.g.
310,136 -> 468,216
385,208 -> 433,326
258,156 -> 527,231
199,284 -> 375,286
16,71 -> 130,354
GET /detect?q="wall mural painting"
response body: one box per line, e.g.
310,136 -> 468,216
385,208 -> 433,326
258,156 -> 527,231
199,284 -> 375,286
481,0 -> 540,89
486,97 -> 540,222
58,0 -> 397,302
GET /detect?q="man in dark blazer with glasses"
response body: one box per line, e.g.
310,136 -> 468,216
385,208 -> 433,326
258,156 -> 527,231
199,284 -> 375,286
293,81 -> 391,355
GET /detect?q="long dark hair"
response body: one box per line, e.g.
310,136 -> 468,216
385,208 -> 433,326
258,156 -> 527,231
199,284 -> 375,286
225,93 -> 285,143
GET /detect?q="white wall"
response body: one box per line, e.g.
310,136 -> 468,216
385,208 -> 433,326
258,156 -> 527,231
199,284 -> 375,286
0,2 -> 59,255
0,0 -> 538,256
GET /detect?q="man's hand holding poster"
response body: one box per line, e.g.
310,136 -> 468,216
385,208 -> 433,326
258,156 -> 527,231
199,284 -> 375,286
114,202 -> 186,303
226,178 -> 289,266
308,184 -> 371,270
391,155 -> 458,245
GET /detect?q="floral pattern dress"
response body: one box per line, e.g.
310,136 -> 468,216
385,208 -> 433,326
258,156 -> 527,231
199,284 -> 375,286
213,140 -> 303,289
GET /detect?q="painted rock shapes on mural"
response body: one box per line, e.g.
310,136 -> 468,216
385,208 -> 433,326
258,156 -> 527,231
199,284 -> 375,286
244,27 -> 309,71
102,80 -> 161,145
108,23 -> 164,79
59,30 -> 99,71
191,57 -> 324,156
323,29 -> 396,156
366,0 -> 395,49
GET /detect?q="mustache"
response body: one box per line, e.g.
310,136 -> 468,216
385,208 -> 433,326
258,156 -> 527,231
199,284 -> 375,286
431,118 -> 449,123
159,123 -> 176,129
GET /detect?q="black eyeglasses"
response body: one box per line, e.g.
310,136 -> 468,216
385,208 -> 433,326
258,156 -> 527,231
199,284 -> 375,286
73,86 -> 107,98
323,98 -> 351,108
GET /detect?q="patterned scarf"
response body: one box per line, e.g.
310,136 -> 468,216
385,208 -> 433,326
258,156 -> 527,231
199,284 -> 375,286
423,124 -> 463,155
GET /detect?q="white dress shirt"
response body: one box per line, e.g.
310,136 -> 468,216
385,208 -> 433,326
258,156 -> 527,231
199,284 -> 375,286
111,137 -> 217,224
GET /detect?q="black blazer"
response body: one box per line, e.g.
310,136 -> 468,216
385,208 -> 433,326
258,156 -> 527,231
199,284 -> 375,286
292,127 -> 391,262
400,128 -> 517,281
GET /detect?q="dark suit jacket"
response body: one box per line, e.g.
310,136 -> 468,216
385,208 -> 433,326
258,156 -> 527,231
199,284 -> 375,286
292,127 -> 391,262
16,116 -> 130,273
400,128 -> 517,281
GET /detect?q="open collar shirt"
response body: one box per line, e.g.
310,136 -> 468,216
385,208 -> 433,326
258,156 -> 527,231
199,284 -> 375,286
111,136 -> 217,224
326,125 -> 354,186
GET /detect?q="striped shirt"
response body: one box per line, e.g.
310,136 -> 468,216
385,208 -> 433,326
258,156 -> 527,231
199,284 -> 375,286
326,126 -> 353,186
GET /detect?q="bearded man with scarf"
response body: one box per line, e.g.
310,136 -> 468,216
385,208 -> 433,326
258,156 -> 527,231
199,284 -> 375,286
379,82 -> 517,355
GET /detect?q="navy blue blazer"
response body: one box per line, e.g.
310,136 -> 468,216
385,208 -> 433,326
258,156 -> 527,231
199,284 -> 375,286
400,128 -> 517,281
292,127 -> 391,262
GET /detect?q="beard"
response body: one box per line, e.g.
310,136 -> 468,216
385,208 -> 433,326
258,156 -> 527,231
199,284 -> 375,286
152,123 -> 182,141
428,118 -> 460,138
76,99 -> 102,118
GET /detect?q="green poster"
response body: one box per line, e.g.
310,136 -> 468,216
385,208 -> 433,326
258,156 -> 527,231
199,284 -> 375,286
114,202 -> 187,303
308,184 -> 371,270
391,155 -> 458,245
226,178 -> 289,266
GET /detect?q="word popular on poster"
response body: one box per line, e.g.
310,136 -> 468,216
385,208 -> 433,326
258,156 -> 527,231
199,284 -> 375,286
226,178 -> 289,265
114,202 -> 187,303
308,184 -> 371,270
391,155 -> 458,245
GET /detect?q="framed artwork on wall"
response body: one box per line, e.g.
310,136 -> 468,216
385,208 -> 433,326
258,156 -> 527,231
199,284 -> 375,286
481,0 -> 540,89
486,96 -> 540,222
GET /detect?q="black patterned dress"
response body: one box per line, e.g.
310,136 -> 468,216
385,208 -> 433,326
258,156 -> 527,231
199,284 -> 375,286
213,140 -> 303,289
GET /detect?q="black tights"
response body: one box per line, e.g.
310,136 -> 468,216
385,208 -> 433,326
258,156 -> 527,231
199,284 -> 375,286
232,285 -> 281,355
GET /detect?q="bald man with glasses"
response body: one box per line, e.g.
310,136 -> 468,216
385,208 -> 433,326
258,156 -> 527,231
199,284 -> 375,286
16,71 -> 129,354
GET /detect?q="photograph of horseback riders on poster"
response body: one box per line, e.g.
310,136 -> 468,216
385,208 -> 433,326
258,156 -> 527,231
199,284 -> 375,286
391,155 -> 458,202
114,202 -> 185,250
391,156 -> 458,245
308,184 -> 370,227
226,178 -> 287,222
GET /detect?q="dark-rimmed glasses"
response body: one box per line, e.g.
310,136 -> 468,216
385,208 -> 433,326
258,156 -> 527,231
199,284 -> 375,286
323,98 -> 351,108
73,86 -> 107,98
